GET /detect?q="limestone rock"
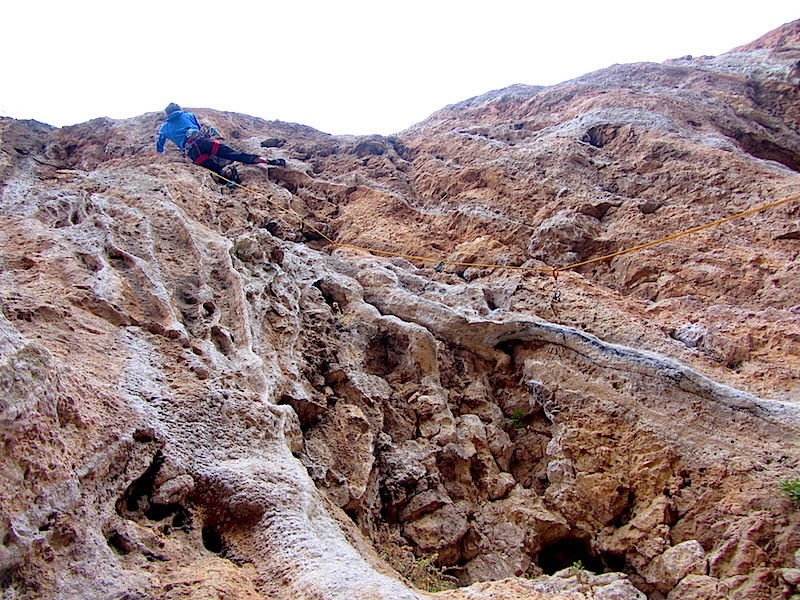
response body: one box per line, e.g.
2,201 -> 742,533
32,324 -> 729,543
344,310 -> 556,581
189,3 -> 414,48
598,495 -> 675,571
2,19 -> 800,600
377,436 -> 435,514
671,322 -> 707,348
665,574 -> 728,600
151,473 -> 195,505
398,487 -> 450,522
303,402 -> 375,509
645,540 -> 708,592
527,209 -> 603,268
463,487 -> 570,581
402,503 -> 469,557
485,472 -> 516,501
412,393 -> 457,444
531,568 -> 646,600
779,568 -> 800,586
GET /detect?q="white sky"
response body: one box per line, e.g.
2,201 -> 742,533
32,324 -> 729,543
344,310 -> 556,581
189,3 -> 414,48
2,1 -> 797,135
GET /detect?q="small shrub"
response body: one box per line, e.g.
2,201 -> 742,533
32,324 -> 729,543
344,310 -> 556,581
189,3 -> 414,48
507,408 -> 527,429
570,559 -> 597,598
380,549 -> 457,593
780,477 -> 800,506
407,554 -> 458,593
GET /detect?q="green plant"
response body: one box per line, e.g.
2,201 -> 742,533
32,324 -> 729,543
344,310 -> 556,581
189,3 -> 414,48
780,477 -> 800,506
379,549 -> 457,593
507,408 -> 527,429
407,553 -> 458,593
571,560 -> 597,599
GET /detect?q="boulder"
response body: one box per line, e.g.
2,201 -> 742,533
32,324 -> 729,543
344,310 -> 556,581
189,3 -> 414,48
646,540 -> 708,592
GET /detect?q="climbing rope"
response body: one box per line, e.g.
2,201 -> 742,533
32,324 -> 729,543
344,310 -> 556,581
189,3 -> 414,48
553,192 -> 800,273
207,167 -> 799,280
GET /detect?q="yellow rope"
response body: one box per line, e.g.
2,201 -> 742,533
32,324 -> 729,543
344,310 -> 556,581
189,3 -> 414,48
555,191 -> 800,273
210,168 -> 799,277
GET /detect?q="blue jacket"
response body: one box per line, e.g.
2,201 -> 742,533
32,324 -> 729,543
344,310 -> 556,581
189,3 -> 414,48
156,110 -> 202,153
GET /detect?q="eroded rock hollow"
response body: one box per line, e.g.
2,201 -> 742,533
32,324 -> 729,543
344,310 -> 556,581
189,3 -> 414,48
1,20 -> 800,600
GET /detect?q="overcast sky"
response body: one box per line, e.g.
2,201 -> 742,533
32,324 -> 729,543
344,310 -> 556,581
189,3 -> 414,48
2,1 -> 796,135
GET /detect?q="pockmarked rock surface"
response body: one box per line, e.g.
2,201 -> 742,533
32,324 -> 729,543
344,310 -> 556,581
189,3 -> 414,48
1,19 -> 800,600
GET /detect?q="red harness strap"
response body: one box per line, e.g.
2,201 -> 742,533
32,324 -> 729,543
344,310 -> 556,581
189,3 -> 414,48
192,139 -> 220,165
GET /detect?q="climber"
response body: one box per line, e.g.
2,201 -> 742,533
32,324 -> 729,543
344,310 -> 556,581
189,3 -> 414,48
155,103 -> 201,154
155,103 -> 286,183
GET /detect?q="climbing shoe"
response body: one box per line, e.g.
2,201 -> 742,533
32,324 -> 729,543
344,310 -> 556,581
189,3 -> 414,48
267,158 -> 286,167
224,165 -> 241,184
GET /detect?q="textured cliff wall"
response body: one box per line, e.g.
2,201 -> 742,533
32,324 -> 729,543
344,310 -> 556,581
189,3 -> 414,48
1,20 -> 799,600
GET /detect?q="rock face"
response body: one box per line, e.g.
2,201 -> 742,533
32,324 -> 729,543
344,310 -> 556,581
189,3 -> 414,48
1,19 -> 800,600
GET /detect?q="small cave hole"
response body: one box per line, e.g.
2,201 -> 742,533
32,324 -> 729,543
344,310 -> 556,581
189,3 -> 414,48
106,247 -> 133,270
76,252 -> 101,273
483,287 -> 505,312
278,179 -> 298,195
312,280 -> 346,312
734,133 -> 800,173
493,339 -> 521,356
132,428 -> 156,443
69,207 -> 83,226
538,538 -> 603,575
613,491 -> 636,527
364,333 -> 403,377
144,502 -> 183,522
539,538 -> 628,576
201,302 -> 216,318
581,125 -> 619,148
107,531 -> 132,555
202,525 -> 223,554
262,220 -> 280,235
171,509 -> 190,531
210,326 -> 233,356
118,450 -> 164,516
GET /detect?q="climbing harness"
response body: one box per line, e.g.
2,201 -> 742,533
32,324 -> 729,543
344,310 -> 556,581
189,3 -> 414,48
189,139 -> 221,165
184,126 -> 242,187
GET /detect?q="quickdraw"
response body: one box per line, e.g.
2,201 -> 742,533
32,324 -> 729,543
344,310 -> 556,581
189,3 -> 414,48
420,260 -> 446,293
552,268 -> 561,303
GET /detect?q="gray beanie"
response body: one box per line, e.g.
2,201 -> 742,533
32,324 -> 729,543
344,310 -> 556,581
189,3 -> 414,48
165,102 -> 181,115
